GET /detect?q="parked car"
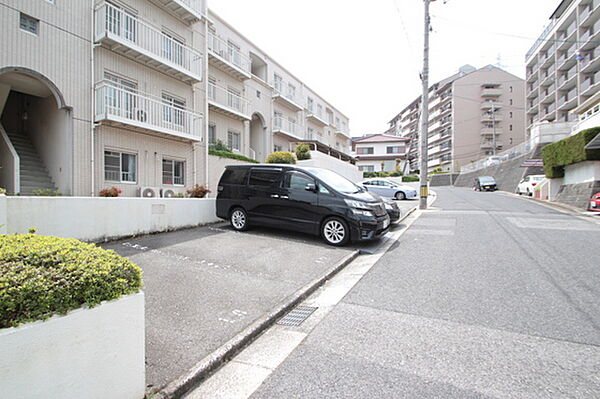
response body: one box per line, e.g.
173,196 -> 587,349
216,165 -> 391,246
516,174 -> 546,196
589,192 -> 600,212
473,176 -> 498,191
382,198 -> 401,224
484,156 -> 503,167
361,178 -> 417,200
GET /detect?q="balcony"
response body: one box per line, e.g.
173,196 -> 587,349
480,141 -> 502,149
95,81 -> 202,141
272,85 -> 303,112
480,101 -> 502,110
335,127 -> 350,139
480,114 -> 502,122
481,88 -> 502,97
207,82 -> 250,120
272,116 -> 304,141
207,32 -> 251,80
95,3 -> 203,84
148,0 -> 204,23
305,109 -> 329,127
481,128 -> 502,135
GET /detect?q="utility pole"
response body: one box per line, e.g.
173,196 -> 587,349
492,103 -> 496,156
419,0 -> 434,210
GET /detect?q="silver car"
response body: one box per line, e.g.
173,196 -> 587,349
361,178 -> 418,200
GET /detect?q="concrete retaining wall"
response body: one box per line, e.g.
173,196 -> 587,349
429,173 -> 459,187
0,293 -> 145,399
1,195 -> 220,241
554,181 -> 600,209
298,151 -> 362,182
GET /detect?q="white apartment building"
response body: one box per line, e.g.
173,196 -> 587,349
352,134 -> 409,173
387,65 -> 526,173
0,1 -> 352,196
525,0 -> 600,137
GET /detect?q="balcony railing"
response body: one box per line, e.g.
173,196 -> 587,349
207,82 -> 250,120
272,81 -> 303,111
207,31 -> 251,79
273,116 -> 304,140
95,81 -> 202,140
149,0 -> 204,23
95,2 -> 202,83
306,108 -> 329,126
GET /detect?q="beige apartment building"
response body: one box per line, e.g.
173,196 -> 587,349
387,65 -> 526,173
0,0 -> 351,196
525,0 -> 600,137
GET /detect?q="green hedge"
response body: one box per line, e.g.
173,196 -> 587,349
295,143 -> 311,160
363,171 -> 403,178
0,234 -> 142,328
266,151 -> 296,164
542,127 -> 600,178
209,149 -> 259,164
402,175 -> 420,182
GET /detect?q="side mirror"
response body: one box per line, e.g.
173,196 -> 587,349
305,183 -> 317,192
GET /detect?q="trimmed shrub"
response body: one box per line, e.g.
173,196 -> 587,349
99,187 -> 122,197
295,143 -> 311,160
0,234 -> 142,328
209,149 -> 259,164
362,171 -> 403,178
32,189 -> 61,196
402,175 -> 420,182
542,127 -> 600,178
0,188 -> 6,195
209,140 -> 231,152
186,184 -> 211,198
266,151 -> 296,164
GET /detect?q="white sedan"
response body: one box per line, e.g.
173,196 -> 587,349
361,178 -> 418,200
516,174 -> 546,196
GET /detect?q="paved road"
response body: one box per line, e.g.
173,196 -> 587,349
231,187 -> 600,398
102,199 -> 417,392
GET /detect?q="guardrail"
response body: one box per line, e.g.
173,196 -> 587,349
460,138 -> 537,173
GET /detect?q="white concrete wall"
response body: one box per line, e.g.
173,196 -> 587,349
0,194 -> 6,233
563,161 -> 600,185
0,127 -> 18,193
0,292 -> 145,399
548,177 -> 564,201
4,197 -> 220,241
297,151 -> 362,182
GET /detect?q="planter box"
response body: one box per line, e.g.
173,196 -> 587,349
0,292 -> 145,399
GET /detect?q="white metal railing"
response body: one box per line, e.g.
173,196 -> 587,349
176,0 -> 204,15
207,31 -> 251,75
461,137 -> 537,173
0,125 -> 20,194
526,19 -> 557,61
95,81 -> 202,138
207,82 -> 250,117
272,80 -> 301,106
96,3 -> 202,79
273,116 -> 304,139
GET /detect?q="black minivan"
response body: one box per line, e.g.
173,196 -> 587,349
216,164 -> 390,246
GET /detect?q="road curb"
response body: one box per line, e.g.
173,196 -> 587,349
152,250 -> 360,399
501,191 -> 594,216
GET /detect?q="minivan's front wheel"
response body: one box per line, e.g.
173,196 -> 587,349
321,217 -> 349,246
230,208 -> 248,231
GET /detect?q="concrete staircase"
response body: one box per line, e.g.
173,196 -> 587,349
6,131 -> 58,195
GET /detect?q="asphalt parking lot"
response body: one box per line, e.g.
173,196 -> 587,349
102,198 -> 418,393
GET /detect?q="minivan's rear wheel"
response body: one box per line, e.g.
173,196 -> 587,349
395,191 -> 406,200
321,217 -> 349,246
230,208 -> 248,231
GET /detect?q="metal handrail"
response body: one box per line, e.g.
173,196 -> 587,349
207,31 -> 251,74
207,82 -> 250,116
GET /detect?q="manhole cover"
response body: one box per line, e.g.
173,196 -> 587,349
276,306 -> 318,326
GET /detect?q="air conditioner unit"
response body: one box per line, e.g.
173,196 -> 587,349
139,187 -> 159,198
161,188 -> 181,198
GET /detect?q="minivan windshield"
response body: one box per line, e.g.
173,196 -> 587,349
479,176 -> 495,184
306,168 -> 363,194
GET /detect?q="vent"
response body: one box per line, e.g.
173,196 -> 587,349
139,187 -> 159,198
161,188 -> 177,198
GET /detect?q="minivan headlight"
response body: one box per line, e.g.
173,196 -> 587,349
344,199 -> 374,216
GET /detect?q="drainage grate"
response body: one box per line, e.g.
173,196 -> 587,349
276,306 -> 318,326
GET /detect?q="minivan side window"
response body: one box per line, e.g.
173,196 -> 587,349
221,168 -> 249,185
249,169 -> 281,186
282,171 -> 314,190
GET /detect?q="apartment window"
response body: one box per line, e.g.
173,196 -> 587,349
510,124 -> 513,131
228,130 -> 241,151
287,83 -> 296,100
288,117 -> 297,134
162,159 -> 184,185
387,146 -> 403,154
307,127 -> 314,139
274,74 -> 283,92
208,123 -> 216,144
357,147 -> 374,155
162,31 -> 184,66
509,99 -> 513,105
509,86 -> 513,92
317,104 -> 323,117
307,97 -> 314,112
208,76 -> 216,100
509,112 -> 513,118
256,90 -> 261,99
227,87 -> 242,112
335,117 -> 340,127
20,13 -> 39,35
162,94 -> 186,127
227,40 -> 241,67
342,121 -> 347,132
359,165 -> 375,172
105,3 -> 137,42
274,145 -> 283,152
104,150 -> 136,183
104,73 -> 137,119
